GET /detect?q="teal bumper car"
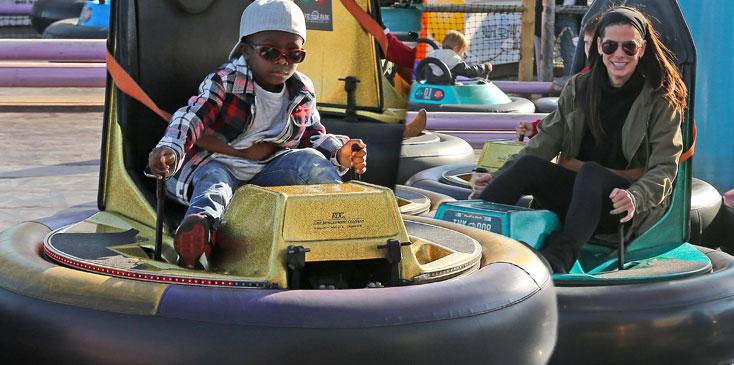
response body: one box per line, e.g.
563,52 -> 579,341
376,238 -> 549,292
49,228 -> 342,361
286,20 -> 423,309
408,57 -> 535,113
430,0 -> 734,363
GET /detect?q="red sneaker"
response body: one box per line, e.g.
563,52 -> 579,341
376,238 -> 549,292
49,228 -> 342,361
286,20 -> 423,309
174,213 -> 215,269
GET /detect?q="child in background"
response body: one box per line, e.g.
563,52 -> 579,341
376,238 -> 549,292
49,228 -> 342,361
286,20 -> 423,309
426,30 -> 493,84
148,0 -> 367,269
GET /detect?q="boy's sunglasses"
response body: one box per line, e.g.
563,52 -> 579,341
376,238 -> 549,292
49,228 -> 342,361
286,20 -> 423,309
601,40 -> 642,56
247,43 -> 306,64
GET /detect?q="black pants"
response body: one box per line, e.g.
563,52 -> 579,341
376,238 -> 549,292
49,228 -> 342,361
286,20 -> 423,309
479,155 -> 631,244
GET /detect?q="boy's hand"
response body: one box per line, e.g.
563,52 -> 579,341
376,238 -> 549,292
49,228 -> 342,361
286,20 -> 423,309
484,62 -> 493,73
148,146 -> 176,179
469,172 -> 492,199
337,139 -> 367,174
237,142 -> 282,161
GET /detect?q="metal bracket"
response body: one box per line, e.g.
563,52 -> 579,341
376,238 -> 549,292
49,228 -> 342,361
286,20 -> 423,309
338,76 -> 360,122
377,239 -> 411,286
286,245 -> 311,289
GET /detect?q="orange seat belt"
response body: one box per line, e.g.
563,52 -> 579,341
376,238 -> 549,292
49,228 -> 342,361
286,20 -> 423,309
106,48 -> 240,156
105,48 -> 171,122
679,122 -> 696,162
339,0 -> 388,54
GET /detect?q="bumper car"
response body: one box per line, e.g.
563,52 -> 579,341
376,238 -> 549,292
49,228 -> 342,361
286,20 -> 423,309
42,0 -> 109,39
409,56 -> 535,114
0,0 -> 558,363
30,0 -> 86,34
407,56 -> 543,148
415,1 -> 734,363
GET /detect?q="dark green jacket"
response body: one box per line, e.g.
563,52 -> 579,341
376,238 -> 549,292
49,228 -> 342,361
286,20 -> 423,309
501,72 -> 684,236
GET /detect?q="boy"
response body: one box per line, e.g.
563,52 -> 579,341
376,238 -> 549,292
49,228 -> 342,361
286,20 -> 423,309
425,30 -> 493,84
148,0 -> 367,269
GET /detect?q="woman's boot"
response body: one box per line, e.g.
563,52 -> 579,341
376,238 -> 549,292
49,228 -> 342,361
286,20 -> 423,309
540,231 -> 581,273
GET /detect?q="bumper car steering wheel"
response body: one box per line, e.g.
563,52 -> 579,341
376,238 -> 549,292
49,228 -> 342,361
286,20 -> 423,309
414,57 -> 454,85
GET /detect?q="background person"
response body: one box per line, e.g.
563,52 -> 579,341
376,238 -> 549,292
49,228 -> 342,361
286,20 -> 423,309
425,30 -> 492,84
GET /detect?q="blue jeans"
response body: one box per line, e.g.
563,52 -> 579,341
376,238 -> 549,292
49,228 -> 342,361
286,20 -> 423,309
555,14 -> 579,77
179,148 -> 343,228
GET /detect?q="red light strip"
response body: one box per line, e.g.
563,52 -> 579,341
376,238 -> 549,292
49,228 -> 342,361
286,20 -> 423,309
43,246 -> 265,288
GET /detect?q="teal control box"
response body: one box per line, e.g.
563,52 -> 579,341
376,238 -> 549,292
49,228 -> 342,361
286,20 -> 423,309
434,200 -> 560,249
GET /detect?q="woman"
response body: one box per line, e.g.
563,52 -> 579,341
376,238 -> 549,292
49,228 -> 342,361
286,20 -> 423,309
471,6 -> 688,273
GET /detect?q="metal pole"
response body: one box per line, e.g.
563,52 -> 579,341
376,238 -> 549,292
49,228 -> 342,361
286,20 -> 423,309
540,0 -> 555,81
154,178 -> 165,261
618,221 -> 625,270
352,143 -> 362,181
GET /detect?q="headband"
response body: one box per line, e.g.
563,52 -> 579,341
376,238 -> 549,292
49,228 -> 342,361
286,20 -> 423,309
598,6 -> 647,40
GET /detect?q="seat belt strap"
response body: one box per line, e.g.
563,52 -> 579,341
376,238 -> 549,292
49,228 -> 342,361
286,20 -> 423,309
105,48 -> 172,122
679,121 -> 696,162
106,48 -> 244,156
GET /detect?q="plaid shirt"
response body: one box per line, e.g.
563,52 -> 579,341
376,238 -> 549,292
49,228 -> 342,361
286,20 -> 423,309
157,56 -> 346,204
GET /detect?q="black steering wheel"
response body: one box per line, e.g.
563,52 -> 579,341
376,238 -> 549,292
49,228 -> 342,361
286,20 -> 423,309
414,57 -> 454,85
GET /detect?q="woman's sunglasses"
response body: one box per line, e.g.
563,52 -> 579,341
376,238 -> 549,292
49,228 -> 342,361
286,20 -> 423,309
601,40 -> 642,56
247,44 -> 306,64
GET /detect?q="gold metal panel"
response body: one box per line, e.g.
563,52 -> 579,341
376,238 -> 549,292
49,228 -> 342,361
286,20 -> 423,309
50,212 -> 273,282
0,222 -> 166,315
299,0 -> 381,109
266,182 -> 382,195
101,89 -> 158,228
476,139 -> 526,172
216,187 -> 281,278
282,192 -> 398,241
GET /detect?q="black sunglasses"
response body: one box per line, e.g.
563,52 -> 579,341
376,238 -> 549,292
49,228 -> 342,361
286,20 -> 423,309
247,43 -> 306,64
601,40 -> 642,56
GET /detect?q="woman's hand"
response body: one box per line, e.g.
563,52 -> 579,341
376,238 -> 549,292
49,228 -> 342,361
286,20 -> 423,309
515,121 -> 537,140
609,188 -> 635,223
147,146 -> 176,179
337,139 -> 367,174
469,172 -> 493,199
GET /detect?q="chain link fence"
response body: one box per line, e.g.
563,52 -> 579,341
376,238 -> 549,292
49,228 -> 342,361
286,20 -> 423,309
418,1 -> 588,73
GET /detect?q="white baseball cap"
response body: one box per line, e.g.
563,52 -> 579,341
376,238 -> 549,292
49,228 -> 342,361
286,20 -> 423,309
228,0 -> 307,59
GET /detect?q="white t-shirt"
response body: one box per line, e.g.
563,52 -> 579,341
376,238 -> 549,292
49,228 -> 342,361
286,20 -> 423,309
212,82 -> 291,181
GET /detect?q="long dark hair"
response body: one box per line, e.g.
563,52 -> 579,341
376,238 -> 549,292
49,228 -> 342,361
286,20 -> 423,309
579,6 -> 688,143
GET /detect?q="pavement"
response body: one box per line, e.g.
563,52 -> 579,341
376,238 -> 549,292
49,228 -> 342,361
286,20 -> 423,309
0,87 -> 104,109
0,87 -> 103,231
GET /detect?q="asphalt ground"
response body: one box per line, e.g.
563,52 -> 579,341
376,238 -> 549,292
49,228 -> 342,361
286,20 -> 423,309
0,88 -> 103,231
